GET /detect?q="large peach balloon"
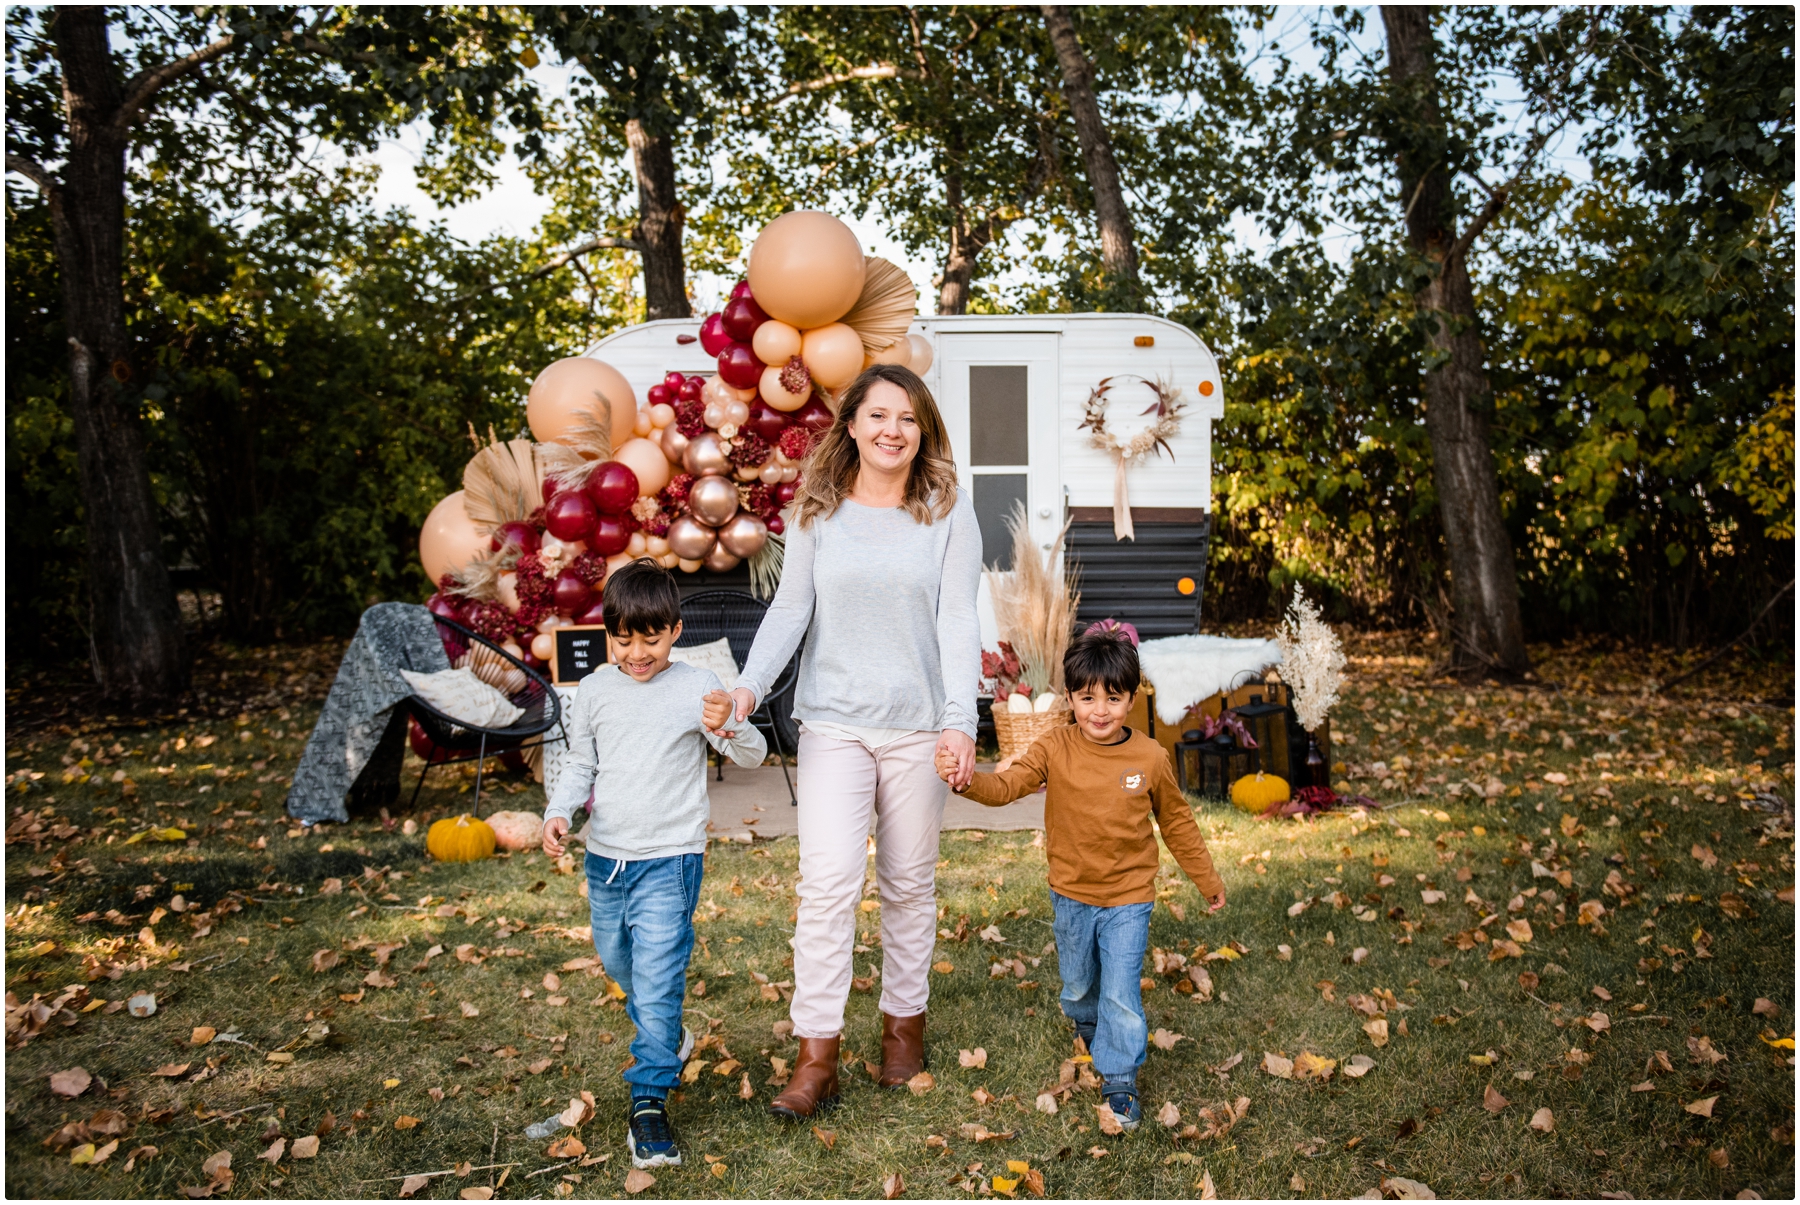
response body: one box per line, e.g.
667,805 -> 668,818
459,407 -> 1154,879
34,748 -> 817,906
751,319 -> 803,366
907,334 -> 934,375
527,358 -> 638,450
747,212 -> 866,330
613,436 -> 672,496
871,338 -> 913,368
759,363 -> 810,412
419,490 -> 488,584
801,323 -> 865,390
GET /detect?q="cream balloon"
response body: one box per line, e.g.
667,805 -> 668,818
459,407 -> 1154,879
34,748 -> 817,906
801,323 -> 865,390
626,531 -> 648,557
527,358 -> 637,450
751,319 -> 803,365
613,437 -> 672,496
530,632 -> 555,661
676,557 -> 703,573
871,338 -> 913,368
633,407 -> 653,437
717,512 -> 769,560
735,464 -> 761,483
723,399 -> 750,427
759,461 -> 783,484
666,516 -> 717,561
658,551 -> 682,569
907,334 -> 934,375
703,546 -> 742,573
419,490 -> 488,584
687,474 -> 740,526
759,363 -> 810,412
746,211 -> 867,330
645,534 -> 671,557
683,432 -> 731,478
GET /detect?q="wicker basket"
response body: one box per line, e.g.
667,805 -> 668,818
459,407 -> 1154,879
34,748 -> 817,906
992,703 -> 1071,763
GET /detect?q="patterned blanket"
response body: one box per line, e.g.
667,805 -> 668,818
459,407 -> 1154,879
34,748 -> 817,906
286,602 -> 448,825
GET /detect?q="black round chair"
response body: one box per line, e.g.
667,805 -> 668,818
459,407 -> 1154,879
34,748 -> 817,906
406,614 -> 566,813
677,589 -> 802,804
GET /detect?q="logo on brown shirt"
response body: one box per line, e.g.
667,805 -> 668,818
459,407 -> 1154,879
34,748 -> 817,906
1119,769 -> 1147,793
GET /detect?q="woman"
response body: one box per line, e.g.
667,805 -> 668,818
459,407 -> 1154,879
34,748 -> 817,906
729,363 -> 981,1120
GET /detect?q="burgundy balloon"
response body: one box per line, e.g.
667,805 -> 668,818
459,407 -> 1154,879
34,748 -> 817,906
517,651 -> 547,674
409,716 -> 450,763
585,460 -> 640,516
774,480 -> 799,506
588,513 -> 632,558
575,599 -> 607,626
699,312 -> 732,356
553,567 -> 593,617
793,397 -> 835,434
716,342 -> 763,390
489,520 -> 540,555
664,371 -> 687,390
766,514 -> 786,536
425,592 -> 460,622
541,476 -> 561,505
744,400 -> 790,443
730,279 -> 755,301
678,376 -> 705,402
544,491 -> 598,542
720,295 -> 768,342
647,382 -> 673,409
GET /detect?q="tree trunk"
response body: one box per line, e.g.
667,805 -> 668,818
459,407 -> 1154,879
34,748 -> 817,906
50,7 -> 190,703
1380,6 -> 1530,677
625,118 -> 690,321
1040,4 -> 1139,299
936,162 -> 992,316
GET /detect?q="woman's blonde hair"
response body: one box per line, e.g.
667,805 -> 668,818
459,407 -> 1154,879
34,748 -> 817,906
790,364 -> 960,529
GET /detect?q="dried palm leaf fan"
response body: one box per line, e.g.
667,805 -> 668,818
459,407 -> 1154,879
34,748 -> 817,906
534,404 -> 615,494
462,435 -> 543,531
840,256 -> 918,355
986,502 -> 1079,696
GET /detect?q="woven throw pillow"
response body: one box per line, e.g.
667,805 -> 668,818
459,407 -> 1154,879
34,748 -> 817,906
401,666 -> 525,728
668,637 -> 739,692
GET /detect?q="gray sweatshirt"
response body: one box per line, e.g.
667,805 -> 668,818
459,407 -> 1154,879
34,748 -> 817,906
738,490 -> 982,738
545,660 -> 767,862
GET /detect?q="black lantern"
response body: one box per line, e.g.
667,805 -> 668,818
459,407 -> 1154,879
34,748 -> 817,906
1195,736 -> 1253,803
1173,729 -> 1208,796
1231,683 -> 1292,783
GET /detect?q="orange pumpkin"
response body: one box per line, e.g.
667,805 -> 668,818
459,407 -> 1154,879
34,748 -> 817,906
427,814 -> 496,862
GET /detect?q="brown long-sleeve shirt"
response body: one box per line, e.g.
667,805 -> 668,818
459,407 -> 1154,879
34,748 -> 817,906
957,724 -> 1225,908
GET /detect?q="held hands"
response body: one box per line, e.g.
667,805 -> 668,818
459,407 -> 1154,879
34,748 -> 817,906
542,816 -> 569,858
933,745 -> 959,785
702,689 -> 735,736
935,729 -> 976,792
728,686 -> 757,727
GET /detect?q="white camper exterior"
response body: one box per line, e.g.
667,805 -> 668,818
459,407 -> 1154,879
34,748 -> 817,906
584,313 -> 1224,640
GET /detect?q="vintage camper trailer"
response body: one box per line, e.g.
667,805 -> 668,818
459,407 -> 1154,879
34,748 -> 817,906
582,313 -> 1224,643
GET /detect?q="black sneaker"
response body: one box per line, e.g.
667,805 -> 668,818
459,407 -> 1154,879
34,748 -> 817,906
627,1096 -> 682,1168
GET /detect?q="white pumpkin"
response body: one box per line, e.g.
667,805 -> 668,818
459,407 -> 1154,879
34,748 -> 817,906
1005,693 -> 1033,714
1032,691 -> 1058,713
486,810 -> 544,852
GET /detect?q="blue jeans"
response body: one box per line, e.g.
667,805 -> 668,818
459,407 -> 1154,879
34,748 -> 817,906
586,852 -> 703,1098
1051,890 -> 1152,1087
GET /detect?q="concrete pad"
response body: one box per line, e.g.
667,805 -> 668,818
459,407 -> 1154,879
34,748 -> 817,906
704,763 -> 1044,843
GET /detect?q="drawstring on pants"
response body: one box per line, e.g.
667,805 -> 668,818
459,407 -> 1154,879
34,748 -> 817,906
605,858 -> 624,885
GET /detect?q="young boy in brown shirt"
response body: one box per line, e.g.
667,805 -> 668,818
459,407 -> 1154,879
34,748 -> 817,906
936,630 -> 1225,1130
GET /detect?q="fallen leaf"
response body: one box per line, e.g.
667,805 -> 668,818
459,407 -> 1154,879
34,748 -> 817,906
1276,944 -> 1293,961
932,961 -> 955,974
1685,1096 -> 1718,1118
290,1135 -> 319,1159
310,949 -> 340,973
739,1072 -> 755,1101
1691,844 -> 1718,870
460,1189 -> 494,1201
1344,1054 -> 1376,1079
1529,1107 -> 1555,1132
1707,1148 -> 1729,1169
1363,1018 -> 1390,1048
151,1063 -> 191,1078
882,1171 -> 905,1199
1087,1146 -> 1110,1159
259,1138 -> 286,1165
1420,890 -> 1446,905
1383,1175 -> 1436,1199
459,1001 -> 480,1018
1687,1035 -> 1728,1066
1199,1169 -> 1217,1198
393,1115 -> 421,1130
123,1145 -> 159,1172
527,1058 -> 553,1075
547,1135 -> 585,1158
1035,1092 -> 1059,1114
1584,1011 -> 1611,1033
1157,1101 -> 1181,1127
1293,1052 -> 1336,1082
906,1071 -> 935,1095
364,970 -> 397,989
127,993 -> 157,1018
190,1027 -> 216,1046
1753,998 -> 1778,1017
1261,1052 -> 1295,1079
266,1051 -> 295,1065
1096,1104 -> 1124,1135
1591,985 -> 1612,1002
812,1126 -> 837,1150
51,1067 -> 93,1098
1482,1085 -> 1509,1114
399,1174 -> 432,1198
202,1149 -> 233,1188
971,1086 -> 995,1106
1351,947 -> 1370,964
1630,1080 -> 1655,1092
1505,919 -> 1533,943
1152,1028 -> 1185,1051
959,1048 -> 988,1069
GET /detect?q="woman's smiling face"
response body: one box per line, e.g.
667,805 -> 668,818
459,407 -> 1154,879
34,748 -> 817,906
846,379 -> 921,477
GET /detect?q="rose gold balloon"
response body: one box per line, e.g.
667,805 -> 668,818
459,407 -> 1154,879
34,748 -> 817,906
613,436 -> 672,495
801,323 -> 865,390
658,424 -> 690,464
907,334 -> 934,375
759,363 -> 810,411
419,490 -> 488,584
759,461 -> 783,484
751,319 -> 802,365
683,432 -> 730,478
665,516 -> 717,561
703,546 -> 742,573
718,512 -> 769,560
687,474 -> 740,526
746,211 -> 867,330
780,465 -> 799,483
872,338 -> 913,368
527,358 -> 638,449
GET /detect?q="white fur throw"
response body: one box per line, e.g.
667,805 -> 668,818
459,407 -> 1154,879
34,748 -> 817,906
1137,634 -> 1283,726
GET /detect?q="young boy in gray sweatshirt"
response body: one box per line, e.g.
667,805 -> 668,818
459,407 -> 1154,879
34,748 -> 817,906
541,559 -> 765,1169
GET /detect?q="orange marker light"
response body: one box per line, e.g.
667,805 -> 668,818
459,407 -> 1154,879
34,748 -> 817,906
1176,577 -> 1196,596
1198,380 -> 1215,397
1134,335 -> 1155,347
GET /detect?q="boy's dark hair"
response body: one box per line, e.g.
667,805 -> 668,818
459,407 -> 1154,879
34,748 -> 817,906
602,558 -> 682,638
1062,631 -> 1140,697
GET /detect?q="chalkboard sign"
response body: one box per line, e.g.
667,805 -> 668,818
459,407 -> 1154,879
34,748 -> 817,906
550,625 -> 610,686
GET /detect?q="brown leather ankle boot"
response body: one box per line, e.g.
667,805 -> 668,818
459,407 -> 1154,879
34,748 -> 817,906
878,1011 -> 927,1089
768,1036 -> 841,1120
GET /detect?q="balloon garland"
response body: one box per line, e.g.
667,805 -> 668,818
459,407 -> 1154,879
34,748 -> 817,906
1075,375 -> 1188,541
416,211 -> 929,674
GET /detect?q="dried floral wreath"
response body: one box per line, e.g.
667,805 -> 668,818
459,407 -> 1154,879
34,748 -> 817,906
1076,375 -> 1187,539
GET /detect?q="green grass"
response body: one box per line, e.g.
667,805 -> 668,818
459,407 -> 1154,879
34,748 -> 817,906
4,634 -> 1794,1199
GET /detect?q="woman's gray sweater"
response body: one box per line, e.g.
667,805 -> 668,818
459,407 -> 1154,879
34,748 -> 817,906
738,490 -> 983,738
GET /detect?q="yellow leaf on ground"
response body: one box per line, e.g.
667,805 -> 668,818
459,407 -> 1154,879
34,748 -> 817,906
1363,1019 -> 1389,1048
393,1116 -> 421,1130
1294,1052 -> 1336,1081
933,961 -> 955,974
